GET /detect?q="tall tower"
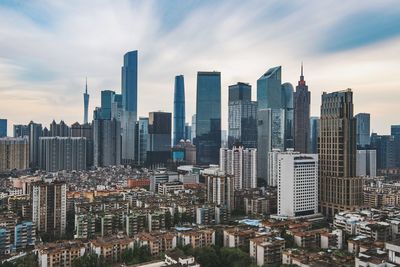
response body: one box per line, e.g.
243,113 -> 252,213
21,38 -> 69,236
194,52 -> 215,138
294,63 -> 311,153
173,75 -> 185,145
83,78 -> 89,124
195,71 -> 221,165
228,82 -> 257,149
319,89 -> 363,218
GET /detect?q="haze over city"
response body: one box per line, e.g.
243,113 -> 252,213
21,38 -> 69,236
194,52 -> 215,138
1,0 -> 400,135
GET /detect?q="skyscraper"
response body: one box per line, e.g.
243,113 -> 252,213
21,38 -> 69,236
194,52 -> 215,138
96,90 -> 115,120
293,64 -> 310,153
83,78 -> 89,124
310,117 -> 320,154
49,120 -> 70,137
356,149 -> 376,177
71,122 -> 93,168
147,112 -> 172,167
355,113 -> 370,148
282,82 -> 294,149
228,82 -> 257,148
319,89 -> 363,218
191,114 -> 196,143
173,75 -> 185,145
370,134 -> 398,169
121,50 -> 138,114
0,119 -> 7,137
195,72 -> 221,165
257,66 -> 282,110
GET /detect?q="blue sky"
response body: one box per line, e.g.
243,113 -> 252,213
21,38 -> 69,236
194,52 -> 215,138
0,0 -> 399,134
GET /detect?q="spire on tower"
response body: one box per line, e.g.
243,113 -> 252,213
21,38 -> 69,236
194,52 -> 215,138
85,77 -> 88,94
301,62 -> 303,77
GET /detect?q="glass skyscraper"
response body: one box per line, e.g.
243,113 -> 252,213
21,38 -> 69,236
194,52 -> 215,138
355,113 -> 370,148
121,50 -> 138,114
281,82 -> 294,149
195,71 -> 221,165
135,117 -> 149,166
0,119 -> 7,137
147,112 -> 172,167
173,75 -> 185,145
228,82 -> 257,148
310,116 -> 320,154
257,66 -> 282,109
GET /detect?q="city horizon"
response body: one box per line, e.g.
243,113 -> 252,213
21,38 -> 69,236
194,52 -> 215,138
1,1 -> 399,135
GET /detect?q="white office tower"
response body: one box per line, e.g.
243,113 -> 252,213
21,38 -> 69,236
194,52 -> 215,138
121,110 -> 136,164
356,149 -> 377,177
274,150 -> 318,218
220,145 -> 257,189
268,149 -> 281,187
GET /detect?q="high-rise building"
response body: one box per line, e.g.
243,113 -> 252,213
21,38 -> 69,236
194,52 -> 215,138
95,90 -> 115,120
13,125 -> 29,138
39,137 -> 86,172
257,66 -> 286,181
273,150 -> 318,218
71,122 -> 93,168
355,113 -> 370,148
220,145 -> 257,189
195,72 -> 221,165
184,123 -> 191,141
111,93 -> 123,121
93,118 -> 121,167
370,134 -> 398,169
49,120 -> 70,137
257,66 -> 282,110
282,83 -> 294,150
257,109 -> 272,181
310,117 -> 320,154
147,112 -> 171,167
228,82 -> 257,148
392,125 -> 400,166
28,121 -> 43,168
0,137 -> 29,171
83,78 -> 89,124
0,119 -> 7,137
173,75 -> 185,145
191,114 -> 196,143
135,117 -> 149,166
356,149 -> 377,177
293,64 -> 310,153
319,89 -> 363,218
203,166 -> 234,211
121,50 -> 138,115
31,181 -> 66,238
392,125 -> 400,137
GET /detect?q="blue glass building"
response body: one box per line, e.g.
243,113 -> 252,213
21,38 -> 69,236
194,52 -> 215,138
257,66 -> 282,110
228,82 -> 257,148
310,116 -> 320,154
121,51 -> 138,114
355,113 -> 370,148
173,75 -> 185,145
0,119 -> 7,137
195,71 -> 221,165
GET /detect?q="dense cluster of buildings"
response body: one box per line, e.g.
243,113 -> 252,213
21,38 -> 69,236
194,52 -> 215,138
0,48 -> 400,267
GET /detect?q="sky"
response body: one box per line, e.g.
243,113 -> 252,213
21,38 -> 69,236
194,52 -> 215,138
0,0 -> 400,135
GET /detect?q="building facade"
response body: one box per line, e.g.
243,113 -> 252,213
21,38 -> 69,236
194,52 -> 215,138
310,117 -> 320,154
93,118 -> 121,167
220,145 -> 257,189
273,150 -> 318,218
282,82 -> 294,150
195,72 -> 221,165
147,112 -> 171,167
319,89 -> 363,218
0,137 -> 29,172
293,64 -> 310,153
355,113 -> 370,148
173,75 -> 185,145
39,137 -> 86,172
356,149 -> 377,177
228,82 -> 257,149
203,166 -> 234,211
0,119 -> 7,137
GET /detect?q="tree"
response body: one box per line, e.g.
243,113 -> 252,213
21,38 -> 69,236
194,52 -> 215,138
194,247 -> 220,267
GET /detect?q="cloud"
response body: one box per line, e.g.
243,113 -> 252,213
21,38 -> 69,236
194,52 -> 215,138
0,0 -> 399,136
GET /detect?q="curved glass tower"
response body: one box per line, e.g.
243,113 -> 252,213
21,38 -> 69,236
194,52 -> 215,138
173,75 -> 185,145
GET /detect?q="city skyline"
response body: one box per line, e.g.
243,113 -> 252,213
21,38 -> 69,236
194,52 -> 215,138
1,1 -> 400,135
